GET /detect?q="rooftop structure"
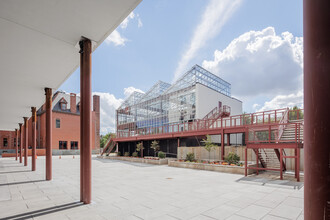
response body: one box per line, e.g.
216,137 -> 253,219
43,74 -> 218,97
116,65 -> 241,135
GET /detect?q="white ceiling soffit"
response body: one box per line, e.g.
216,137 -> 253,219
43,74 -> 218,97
0,0 -> 142,130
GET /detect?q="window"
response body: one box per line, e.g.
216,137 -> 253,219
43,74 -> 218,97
61,103 -> 67,110
3,138 -> 8,147
56,119 -> 60,128
59,141 -> 67,149
71,141 -> 78,149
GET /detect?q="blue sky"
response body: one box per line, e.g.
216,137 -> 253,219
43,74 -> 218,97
59,0 -> 303,134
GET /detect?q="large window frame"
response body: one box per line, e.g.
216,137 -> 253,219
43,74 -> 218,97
59,141 -> 67,150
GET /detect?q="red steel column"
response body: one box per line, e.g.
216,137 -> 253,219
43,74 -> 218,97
221,130 -> 225,160
227,133 -> 230,146
23,117 -> 28,166
19,123 -> 23,163
80,39 -> 92,204
31,107 -> 37,171
14,129 -> 18,160
45,88 -> 52,180
244,147 -> 247,176
304,0 -> 330,218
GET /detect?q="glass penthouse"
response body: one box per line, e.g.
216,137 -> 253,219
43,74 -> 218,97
116,65 -> 242,137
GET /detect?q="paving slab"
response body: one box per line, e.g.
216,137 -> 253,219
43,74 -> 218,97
0,156 -> 304,219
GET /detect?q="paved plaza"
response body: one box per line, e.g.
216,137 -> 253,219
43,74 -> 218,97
0,156 -> 303,220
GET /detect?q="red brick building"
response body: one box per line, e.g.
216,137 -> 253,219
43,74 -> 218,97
0,130 -> 16,153
0,91 -> 100,154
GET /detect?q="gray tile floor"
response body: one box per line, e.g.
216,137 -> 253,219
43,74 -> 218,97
0,156 -> 304,220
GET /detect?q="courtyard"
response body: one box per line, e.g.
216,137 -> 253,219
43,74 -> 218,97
0,156 -> 303,220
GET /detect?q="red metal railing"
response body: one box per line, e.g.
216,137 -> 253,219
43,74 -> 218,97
246,122 -> 303,145
116,108 -> 294,139
202,107 -> 218,120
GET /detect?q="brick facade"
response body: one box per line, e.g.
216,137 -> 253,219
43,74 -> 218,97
0,130 -> 16,150
0,91 -> 100,151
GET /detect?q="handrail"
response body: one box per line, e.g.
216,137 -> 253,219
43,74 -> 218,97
101,136 -> 113,156
116,108 -> 302,139
278,108 -> 289,140
202,107 -> 218,120
246,122 -> 303,145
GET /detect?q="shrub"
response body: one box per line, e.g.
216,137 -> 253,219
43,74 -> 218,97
158,151 -> 165,159
225,152 -> 240,164
124,152 -> 130,157
117,151 -> 121,156
132,152 -> 138,157
186,152 -> 195,162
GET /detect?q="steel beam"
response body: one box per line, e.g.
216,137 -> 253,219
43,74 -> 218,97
23,117 -> 28,166
45,88 -> 52,180
80,38 -> 92,204
19,123 -> 22,163
31,107 -> 36,171
15,129 -> 18,161
304,0 -> 330,218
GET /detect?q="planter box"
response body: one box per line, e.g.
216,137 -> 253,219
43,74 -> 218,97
168,160 -> 257,175
97,156 -> 169,165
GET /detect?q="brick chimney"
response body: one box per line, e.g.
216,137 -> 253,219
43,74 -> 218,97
70,93 -> 76,113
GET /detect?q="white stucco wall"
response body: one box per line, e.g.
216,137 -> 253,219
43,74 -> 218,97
195,83 -> 242,119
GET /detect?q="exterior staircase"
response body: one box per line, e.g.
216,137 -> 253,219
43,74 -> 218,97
254,148 -> 283,170
101,137 -> 116,156
280,119 -> 304,143
200,105 -> 231,129
252,110 -> 304,171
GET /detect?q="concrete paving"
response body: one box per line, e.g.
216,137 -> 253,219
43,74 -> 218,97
0,156 -> 304,220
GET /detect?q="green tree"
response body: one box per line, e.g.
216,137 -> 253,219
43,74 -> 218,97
100,133 -> 116,149
136,142 -> 144,158
289,106 -> 304,120
202,135 -> 217,161
150,140 -> 160,157
242,112 -> 251,125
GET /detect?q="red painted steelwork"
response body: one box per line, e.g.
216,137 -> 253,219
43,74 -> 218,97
31,107 -> 36,171
45,88 -> 52,181
304,0 -> 330,218
23,117 -> 28,166
15,129 -> 18,160
19,123 -> 22,163
80,39 -> 92,204
115,108 -> 294,142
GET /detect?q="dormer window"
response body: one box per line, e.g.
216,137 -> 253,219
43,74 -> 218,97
61,103 -> 66,110
59,98 -> 67,110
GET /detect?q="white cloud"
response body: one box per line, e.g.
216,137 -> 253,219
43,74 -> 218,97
93,87 -> 144,134
256,91 -> 303,112
202,27 -> 303,112
138,17 -> 143,28
174,0 -> 242,81
93,92 -> 123,134
120,12 -> 135,29
105,11 -> 142,47
105,30 -> 127,46
123,86 -> 144,98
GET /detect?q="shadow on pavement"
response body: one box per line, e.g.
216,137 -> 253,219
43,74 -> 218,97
2,201 -> 84,220
0,179 -> 46,187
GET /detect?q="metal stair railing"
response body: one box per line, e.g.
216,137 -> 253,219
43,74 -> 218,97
101,136 -> 115,156
278,108 -> 289,141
